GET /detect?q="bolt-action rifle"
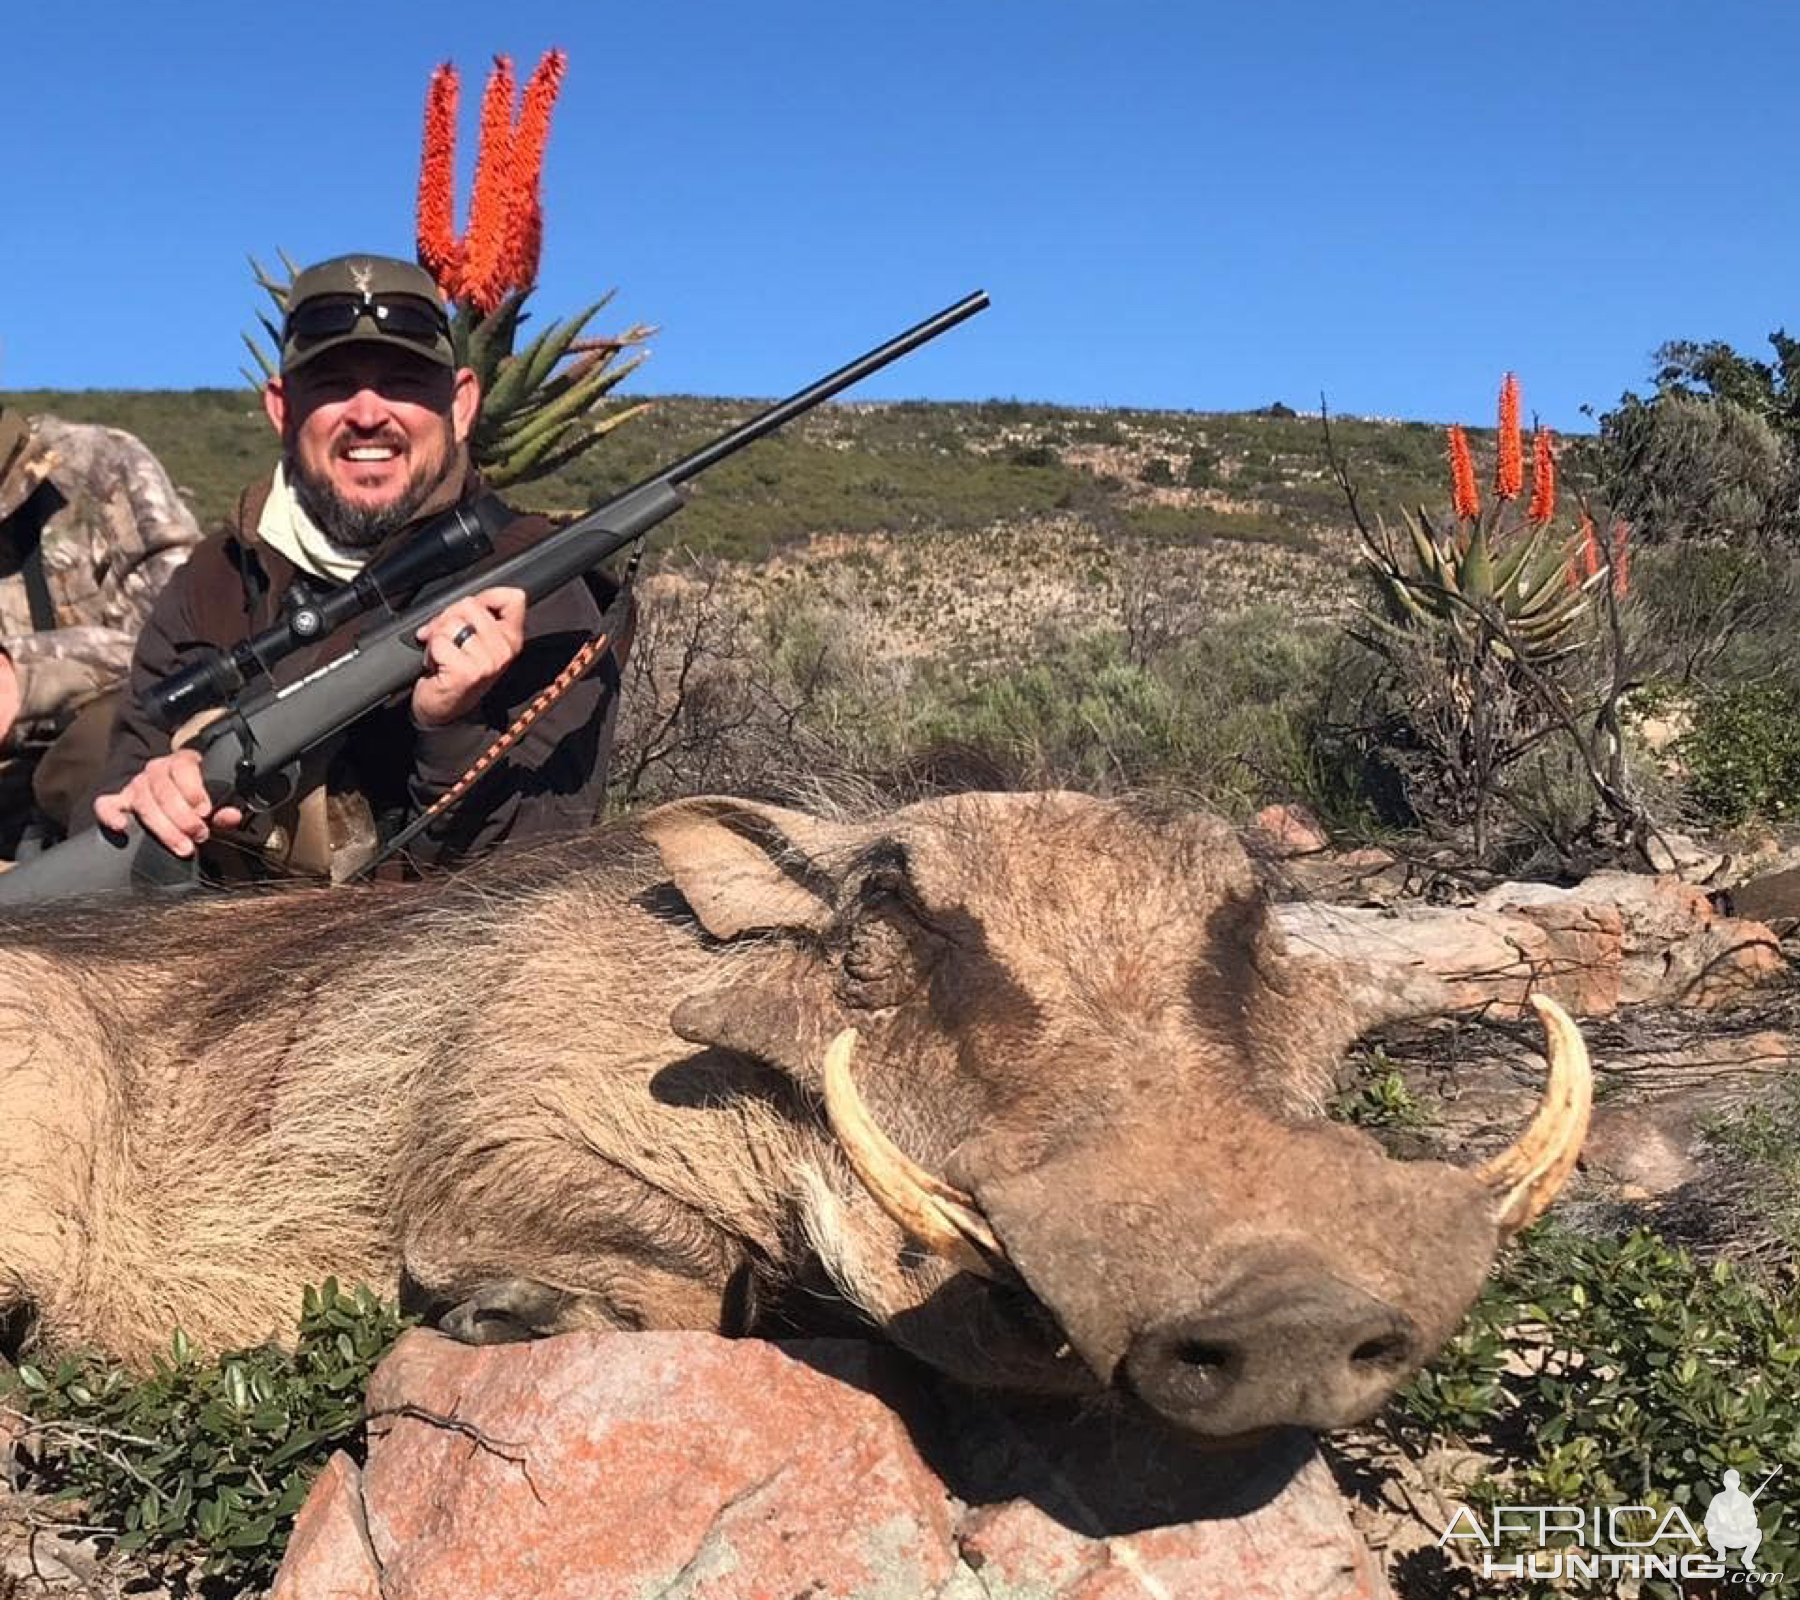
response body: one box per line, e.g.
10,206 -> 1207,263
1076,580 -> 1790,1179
0,291 -> 989,907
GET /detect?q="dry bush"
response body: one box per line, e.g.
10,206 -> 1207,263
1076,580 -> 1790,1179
608,557 -> 902,806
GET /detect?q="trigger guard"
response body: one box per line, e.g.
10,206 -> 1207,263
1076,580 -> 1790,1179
236,762 -> 302,813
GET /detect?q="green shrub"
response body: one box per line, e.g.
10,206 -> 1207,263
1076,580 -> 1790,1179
1631,542 -> 1800,686
1140,456 -> 1175,487
1598,386 -> 1794,545
6,1281 -> 412,1593
1679,681 -> 1800,823
896,616 -> 1337,816
1393,1225 -> 1799,1594
1333,1050 -> 1429,1129
1119,503 -> 1313,548
908,636 -> 1186,790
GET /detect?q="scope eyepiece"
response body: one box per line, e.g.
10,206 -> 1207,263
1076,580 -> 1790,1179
145,648 -> 251,732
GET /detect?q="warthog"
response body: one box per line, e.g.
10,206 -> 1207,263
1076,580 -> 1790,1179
0,791 -> 1587,1439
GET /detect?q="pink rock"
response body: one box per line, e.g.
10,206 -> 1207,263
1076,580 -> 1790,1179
358,1331 -> 954,1600
1280,871 -> 1782,1022
958,1448 -> 1389,1600
1505,901 -> 1624,1017
267,1451 -> 381,1600
1252,804 -> 1331,857
272,1330 -> 1392,1600
1551,873 -> 1780,1009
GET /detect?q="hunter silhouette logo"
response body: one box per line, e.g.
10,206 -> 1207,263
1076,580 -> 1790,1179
1707,1468 -> 1779,1569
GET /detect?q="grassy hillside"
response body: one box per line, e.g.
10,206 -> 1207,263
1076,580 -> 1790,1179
1,387 -> 1586,563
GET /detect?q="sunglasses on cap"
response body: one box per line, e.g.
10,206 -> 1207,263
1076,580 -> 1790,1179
283,291 -> 451,349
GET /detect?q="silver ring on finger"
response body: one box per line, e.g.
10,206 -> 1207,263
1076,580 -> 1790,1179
451,623 -> 478,650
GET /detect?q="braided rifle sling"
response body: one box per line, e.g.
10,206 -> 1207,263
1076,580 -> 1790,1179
356,560 -> 639,879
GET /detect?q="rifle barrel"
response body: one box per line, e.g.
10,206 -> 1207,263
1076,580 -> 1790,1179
656,291 -> 989,488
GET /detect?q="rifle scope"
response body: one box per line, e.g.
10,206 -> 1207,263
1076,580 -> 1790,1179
145,501 -> 495,731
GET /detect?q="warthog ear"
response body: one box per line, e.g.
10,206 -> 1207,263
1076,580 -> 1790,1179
642,796 -> 846,940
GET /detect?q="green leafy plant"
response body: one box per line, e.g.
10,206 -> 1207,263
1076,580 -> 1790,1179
6,1280 -> 412,1593
1393,1225 -> 1800,1595
1678,680 -> 1800,824
1334,1051 -> 1429,1129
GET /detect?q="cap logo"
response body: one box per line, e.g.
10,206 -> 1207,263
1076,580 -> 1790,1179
350,260 -> 375,296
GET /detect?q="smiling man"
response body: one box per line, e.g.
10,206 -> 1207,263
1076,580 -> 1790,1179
92,254 -> 627,881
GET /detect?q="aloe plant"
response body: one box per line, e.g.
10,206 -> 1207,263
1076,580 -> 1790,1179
1340,373 -> 1654,864
1359,386 -> 1599,668
1361,502 -> 1599,667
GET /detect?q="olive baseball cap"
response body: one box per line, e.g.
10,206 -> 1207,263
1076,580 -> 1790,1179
279,254 -> 456,374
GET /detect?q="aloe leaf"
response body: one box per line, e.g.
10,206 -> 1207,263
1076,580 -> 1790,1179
503,403 -> 655,485
484,301 -> 603,422
1457,525 -> 1495,598
490,354 -> 646,457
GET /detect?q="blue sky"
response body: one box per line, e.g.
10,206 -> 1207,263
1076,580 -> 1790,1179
5,2 -> 1795,432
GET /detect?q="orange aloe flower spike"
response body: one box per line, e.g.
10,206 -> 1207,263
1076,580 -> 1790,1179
1448,424 -> 1480,521
1495,373 -> 1523,501
415,62 -> 464,300
1569,511 -> 1598,586
1527,426 -> 1556,525
1576,511 -> 1605,579
461,55 -> 519,316
502,48 -> 567,297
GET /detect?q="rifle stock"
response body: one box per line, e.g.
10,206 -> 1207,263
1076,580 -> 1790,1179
0,291 -> 988,908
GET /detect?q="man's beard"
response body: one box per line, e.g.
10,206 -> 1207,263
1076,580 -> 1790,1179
289,423 -> 460,550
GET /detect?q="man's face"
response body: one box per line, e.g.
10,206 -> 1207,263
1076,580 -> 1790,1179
264,346 -> 479,548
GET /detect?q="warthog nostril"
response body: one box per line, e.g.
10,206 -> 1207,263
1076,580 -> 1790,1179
1173,1339 -> 1234,1374
1123,1327 -> 1244,1416
1123,1289 -> 1423,1434
1350,1332 -> 1413,1370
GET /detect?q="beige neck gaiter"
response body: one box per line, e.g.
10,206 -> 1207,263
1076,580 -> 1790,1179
256,462 -> 370,583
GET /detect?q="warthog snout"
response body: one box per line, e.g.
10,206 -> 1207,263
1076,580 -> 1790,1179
1122,1266 -> 1422,1436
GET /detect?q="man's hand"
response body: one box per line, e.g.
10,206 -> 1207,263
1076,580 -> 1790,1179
0,653 -> 19,745
93,749 -> 246,858
412,586 -> 528,729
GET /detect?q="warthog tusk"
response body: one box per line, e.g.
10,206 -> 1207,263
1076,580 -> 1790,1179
1477,994 -> 1593,1238
821,1028 -> 1011,1279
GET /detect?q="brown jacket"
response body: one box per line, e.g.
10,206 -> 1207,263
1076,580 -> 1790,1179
98,473 -> 627,877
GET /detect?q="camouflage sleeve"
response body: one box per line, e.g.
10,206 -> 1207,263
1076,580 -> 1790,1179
91,542 -> 203,798
0,421 -> 203,736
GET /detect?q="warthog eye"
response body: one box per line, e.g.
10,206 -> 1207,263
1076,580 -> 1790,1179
844,915 -> 913,985
838,871 -> 936,1004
